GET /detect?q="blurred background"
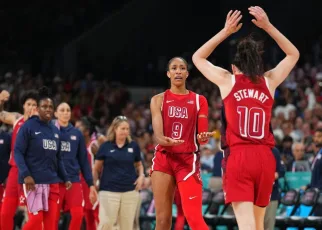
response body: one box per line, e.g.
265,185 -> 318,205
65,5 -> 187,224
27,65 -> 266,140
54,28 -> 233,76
1,0 -> 322,229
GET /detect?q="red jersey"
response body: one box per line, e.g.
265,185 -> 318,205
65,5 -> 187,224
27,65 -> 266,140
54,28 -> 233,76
9,116 -> 25,166
221,74 -> 275,148
156,90 -> 208,154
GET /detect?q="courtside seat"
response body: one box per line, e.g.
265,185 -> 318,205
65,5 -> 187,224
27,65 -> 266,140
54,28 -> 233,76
202,188 -> 213,214
203,190 -> 225,225
275,189 -> 300,229
305,192 -> 322,229
288,188 -> 319,228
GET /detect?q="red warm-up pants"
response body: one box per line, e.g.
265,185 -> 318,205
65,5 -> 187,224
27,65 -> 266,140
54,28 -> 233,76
23,184 -> 60,230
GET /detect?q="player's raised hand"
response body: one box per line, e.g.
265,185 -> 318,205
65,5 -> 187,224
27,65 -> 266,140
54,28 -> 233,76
164,137 -> 184,146
29,107 -> 39,117
0,90 -> 10,103
248,6 -> 271,30
224,10 -> 243,35
197,132 -> 215,143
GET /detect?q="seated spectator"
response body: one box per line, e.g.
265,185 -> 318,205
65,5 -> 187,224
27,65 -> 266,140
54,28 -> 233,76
200,144 -> 215,172
287,142 -> 310,172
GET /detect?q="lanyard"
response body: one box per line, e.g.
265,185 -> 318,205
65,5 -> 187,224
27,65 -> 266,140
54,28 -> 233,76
312,149 -> 322,170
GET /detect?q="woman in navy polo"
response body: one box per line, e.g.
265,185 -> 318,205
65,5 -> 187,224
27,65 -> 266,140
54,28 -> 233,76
93,115 -> 144,230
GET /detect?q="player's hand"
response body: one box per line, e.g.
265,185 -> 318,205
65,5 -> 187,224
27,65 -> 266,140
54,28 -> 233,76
29,107 -> 39,117
164,137 -> 184,146
197,132 -> 215,143
91,142 -> 99,155
0,90 -> 10,103
224,10 -> 243,35
65,181 -> 72,190
89,185 -> 98,205
275,172 -> 279,179
134,175 -> 145,191
24,176 -> 36,191
248,6 -> 271,30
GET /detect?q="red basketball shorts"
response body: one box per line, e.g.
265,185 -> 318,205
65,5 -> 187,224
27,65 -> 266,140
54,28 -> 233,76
150,151 -> 202,184
4,166 -> 26,205
223,145 -> 276,207
59,182 -> 84,211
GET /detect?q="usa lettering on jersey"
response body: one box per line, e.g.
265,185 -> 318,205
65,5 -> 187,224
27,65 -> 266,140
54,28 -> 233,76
167,106 -> 189,139
233,89 -> 269,104
60,141 -> 71,152
43,139 -> 57,150
168,106 -> 188,118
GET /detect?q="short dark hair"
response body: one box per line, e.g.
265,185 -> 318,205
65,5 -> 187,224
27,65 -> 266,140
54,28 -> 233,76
233,35 -> 264,83
21,90 -> 38,105
167,57 -> 188,71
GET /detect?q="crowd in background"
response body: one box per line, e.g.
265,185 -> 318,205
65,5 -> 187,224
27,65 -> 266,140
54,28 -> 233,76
0,59 -> 321,178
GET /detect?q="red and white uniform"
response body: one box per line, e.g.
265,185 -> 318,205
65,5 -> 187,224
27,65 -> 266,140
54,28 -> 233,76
222,74 -> 276,206
4,116 -> 26,204
81,138 -> 99,230
151,90 -> 208,183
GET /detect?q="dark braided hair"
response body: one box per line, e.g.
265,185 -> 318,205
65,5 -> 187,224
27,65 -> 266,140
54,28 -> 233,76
81,116 -> 97,136
233,36 -> 264,83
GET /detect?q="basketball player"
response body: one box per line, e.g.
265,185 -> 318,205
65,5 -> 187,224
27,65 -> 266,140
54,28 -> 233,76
192,7 -> 299,230
54,103 -> 97,230
0,89 -> 38,230
14,86 -> 72,230
75,117 -> 99,230
150,57 -> 213,230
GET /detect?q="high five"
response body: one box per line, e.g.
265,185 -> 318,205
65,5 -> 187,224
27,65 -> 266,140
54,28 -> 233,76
193,6 -> 299,230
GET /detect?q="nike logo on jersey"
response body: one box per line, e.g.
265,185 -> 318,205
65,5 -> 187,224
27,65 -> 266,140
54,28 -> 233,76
110,149 -> 115,152
166,100 -> 174,103
35,132 -> 41,135
189,196 -> 197,200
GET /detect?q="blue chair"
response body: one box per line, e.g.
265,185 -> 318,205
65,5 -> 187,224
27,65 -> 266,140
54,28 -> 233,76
288,188 -> 319,229
305,192 -> 322,229
275,189 -> 300,230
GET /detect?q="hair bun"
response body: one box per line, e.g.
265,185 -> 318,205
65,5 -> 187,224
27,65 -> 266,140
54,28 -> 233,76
38,86 -> 51,98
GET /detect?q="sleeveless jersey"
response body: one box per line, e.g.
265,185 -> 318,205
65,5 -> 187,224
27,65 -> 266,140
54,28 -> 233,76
221,74 -> 275,148
156,90 -> 200,154
9,116 -> 25,166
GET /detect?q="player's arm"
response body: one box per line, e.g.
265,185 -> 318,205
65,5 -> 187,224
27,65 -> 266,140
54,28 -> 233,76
0,90 -> 22,126
77,132 -> 94,187
192,10 -> 242,87
150,94 -> 184,146
197,96 -> 213,144
56,137 -> 71,191
14,125 -> 35,190
249,6 -> 300,93
93,143 -> 107,189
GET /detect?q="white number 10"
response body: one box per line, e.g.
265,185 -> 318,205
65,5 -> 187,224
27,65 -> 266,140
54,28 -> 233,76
237,106 -> 265,139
